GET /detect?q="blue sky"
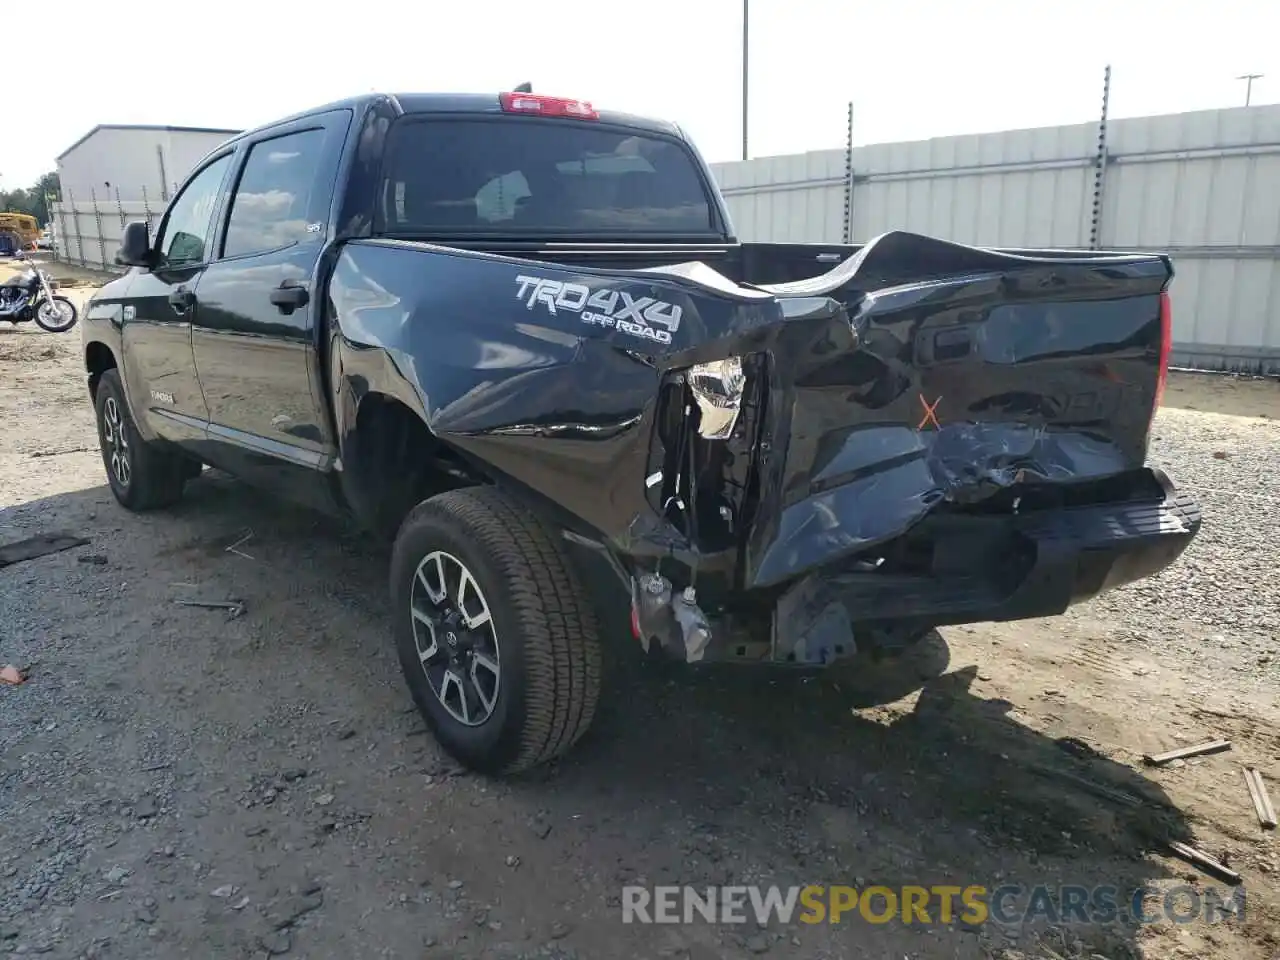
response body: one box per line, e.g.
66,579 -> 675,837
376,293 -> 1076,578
3,0 -> 1276,189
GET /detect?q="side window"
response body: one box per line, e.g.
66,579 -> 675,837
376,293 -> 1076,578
222,129 -> 326,259
157,154 -> 231,267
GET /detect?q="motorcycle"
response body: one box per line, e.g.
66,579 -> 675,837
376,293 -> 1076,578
0,252 -> 79,333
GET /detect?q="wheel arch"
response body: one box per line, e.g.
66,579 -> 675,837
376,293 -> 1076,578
340,389 -> 491,537
84,339 -> 118,399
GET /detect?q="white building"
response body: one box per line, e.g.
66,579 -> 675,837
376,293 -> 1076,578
55,124 -> 241,206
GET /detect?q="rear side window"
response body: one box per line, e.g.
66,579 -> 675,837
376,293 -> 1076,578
379,118 -> 715,236
222,128 -> 325,258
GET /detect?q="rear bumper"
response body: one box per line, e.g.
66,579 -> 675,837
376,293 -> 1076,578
769,468 -> 1201,665
999,470 -> 1200,613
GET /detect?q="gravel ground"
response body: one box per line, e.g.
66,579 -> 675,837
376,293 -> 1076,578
1,272 -> 1278,959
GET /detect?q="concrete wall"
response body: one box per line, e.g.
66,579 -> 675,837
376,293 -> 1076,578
56,128 -> 237,207
710,104 -> 1280,375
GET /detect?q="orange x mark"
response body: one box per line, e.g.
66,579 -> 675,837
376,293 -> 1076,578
917,393 -> 942,431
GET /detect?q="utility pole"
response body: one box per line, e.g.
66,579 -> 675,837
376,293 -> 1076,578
1089,64 -> 1112,250
741,0 -> 749,161
1237,73 -> 1263,106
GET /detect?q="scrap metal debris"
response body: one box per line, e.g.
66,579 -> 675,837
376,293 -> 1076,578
29,445 -> 95,459
1244,767 -> 1277,830
0,532 -> 89,568
0,665 -> 25,685
225,531 -> 255,560
1165,840 -> 1242,885
1143,739 -> 1232,766
1026,763 -> 1143,808
173,598 -> 246,619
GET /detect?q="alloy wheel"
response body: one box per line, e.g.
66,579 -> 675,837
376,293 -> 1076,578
102,396 -> 131,488
409,550 -> 501,726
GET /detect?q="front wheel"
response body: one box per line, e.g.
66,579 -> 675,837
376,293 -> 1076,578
390,487 -> 603,774
34,295 -> 78,333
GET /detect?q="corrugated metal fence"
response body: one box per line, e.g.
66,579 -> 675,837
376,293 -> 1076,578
48,188 -> 167,277
711,104 -> 1280,375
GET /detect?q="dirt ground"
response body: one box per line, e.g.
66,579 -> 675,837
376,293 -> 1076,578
1,265 -> 1278,960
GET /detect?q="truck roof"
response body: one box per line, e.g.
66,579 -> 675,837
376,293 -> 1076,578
226,92 -> 685,148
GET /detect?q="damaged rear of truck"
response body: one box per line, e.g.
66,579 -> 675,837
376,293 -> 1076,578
337,227 -> 1198,666
307,92 -> 1202,773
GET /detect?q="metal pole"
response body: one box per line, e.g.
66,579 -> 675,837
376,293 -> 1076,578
1237,73 -> 1263,106
66,189 -> 86,267
56,196 -> 71,264
843,102 -> 855,244
156,145 -> 170,203
1089,64 -> 1112,250
741,0 -> 749,161
91,187 -> 107,270
141,185 -> 154,238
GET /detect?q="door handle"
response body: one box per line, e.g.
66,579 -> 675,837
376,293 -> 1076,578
270,283 -> 310,316
168,287 -> 195,314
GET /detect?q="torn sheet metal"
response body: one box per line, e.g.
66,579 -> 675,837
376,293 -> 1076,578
687,357 -> 746,440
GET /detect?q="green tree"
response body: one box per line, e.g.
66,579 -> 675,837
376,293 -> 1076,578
0,172 -> 60,225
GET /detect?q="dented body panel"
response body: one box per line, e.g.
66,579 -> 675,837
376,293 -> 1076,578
328,230 -> 1198,650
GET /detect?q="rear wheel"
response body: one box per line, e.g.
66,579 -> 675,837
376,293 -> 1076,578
390,487 -> 602,774
93,369 -> 191,511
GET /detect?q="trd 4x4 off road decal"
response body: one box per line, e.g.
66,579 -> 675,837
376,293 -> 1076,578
514,275 -> 683,345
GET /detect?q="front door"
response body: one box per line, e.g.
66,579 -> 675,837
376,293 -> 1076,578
190,112 -> 350,512
120,152 -> 235,445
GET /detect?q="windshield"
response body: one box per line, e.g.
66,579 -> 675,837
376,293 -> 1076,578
378,117 -> 717,238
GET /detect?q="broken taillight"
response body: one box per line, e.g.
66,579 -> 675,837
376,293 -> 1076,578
499,92 -> 599,120
1155,289 -> 1172,410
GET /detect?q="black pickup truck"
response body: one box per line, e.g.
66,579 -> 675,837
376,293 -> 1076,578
81,90 -> 1201,773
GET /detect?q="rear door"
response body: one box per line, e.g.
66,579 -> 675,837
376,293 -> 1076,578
120,150 -> 235,444
189,110 -> 350,511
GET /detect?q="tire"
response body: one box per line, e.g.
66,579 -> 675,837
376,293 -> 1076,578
93,369 -> 189,510
390,487 -> 603,774
34,295 -> 78,333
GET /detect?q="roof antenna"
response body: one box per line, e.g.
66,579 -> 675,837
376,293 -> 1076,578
512,82 -> 533,93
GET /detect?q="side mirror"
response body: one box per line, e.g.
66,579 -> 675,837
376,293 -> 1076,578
116,220 -> 153,267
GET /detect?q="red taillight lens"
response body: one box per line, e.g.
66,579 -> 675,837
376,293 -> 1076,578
1155,290 -> 1172,409
499,92 -> 598,120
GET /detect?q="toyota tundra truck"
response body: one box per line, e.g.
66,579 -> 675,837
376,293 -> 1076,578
80,90 -> 1201,774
